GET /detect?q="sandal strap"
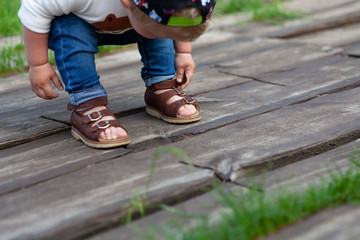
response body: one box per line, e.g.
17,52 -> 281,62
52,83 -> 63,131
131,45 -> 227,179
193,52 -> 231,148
67,96 -> 108,112
147,78 -> 178,91
145,79 -> 199,117
68,96 -> 126,141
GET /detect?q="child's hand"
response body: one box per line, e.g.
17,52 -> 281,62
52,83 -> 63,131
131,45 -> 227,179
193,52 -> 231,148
29,63 -> 64,100
175,53 -> 195,90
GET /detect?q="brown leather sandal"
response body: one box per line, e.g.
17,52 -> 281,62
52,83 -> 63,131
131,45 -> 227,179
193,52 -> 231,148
144,78 -> 201,124
67,96 -> 131,148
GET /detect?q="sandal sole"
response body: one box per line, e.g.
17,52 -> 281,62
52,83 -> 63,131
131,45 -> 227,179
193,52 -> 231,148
146,105 -> 201,124
71,128 -> 131,149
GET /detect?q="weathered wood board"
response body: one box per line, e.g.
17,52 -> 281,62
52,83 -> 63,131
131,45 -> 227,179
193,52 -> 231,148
2,1 -> 360,239
266,1 -> 360,39
243,140 -> 360,191
88,187 -> 235,240
1,79 -> 360,240
0,132 -> 130,195
2,53 -> 360,196
343,42 -> 360,57
0,147 -> 213,240
89,140 -> 360,240
285,0 -> 358,15
2,53 -> 360,176
265,205 -> 360,240
0,40 -> 344,150
292,22 -> 360,47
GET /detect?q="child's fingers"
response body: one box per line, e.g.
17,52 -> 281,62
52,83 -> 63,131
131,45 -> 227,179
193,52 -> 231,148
185,71 -> 193,83
178,69 -> 194,90
52,73 -> 64,91
176,69 -> 185,84
40,83 -> 59,100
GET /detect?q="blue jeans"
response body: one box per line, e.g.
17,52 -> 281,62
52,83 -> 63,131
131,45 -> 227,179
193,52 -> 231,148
48,14 -> 176,105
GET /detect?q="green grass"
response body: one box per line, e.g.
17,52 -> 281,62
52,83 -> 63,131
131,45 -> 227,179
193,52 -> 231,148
140,146 -> 360,240
216,0 -> 303,24
252,2 -> 303,24
0,43 -> 26,75
0,0 -> 22,36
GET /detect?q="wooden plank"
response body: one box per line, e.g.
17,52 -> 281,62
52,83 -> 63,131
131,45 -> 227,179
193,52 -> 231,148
292,22 -> 360,47
0,39 -> 339,149
1,42 -> 359,214
284,0 -> 358,15
243,139 -> 360,240
266,1 -> 360,39
103,86 -> 360,239
0,148 -> 213,240
265,205 -> 360,240
204,0 -> 360,43
0,132 -> 130,195
88,140 -> 360,240
243,140 -> 360,191
343,42 -> 360,57
35,43 -> 350,129
0,91 -> 70,150
147,85 -> 360,177
2,76 -> 360,240
2,37 -> 264,149
1,55 -> 360,194
87,187 -> 236,240
212,42 -> 342,78
227,86 -> 360,175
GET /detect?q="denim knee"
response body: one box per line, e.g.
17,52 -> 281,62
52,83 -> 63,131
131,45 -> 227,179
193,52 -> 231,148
48,14 -> 101,93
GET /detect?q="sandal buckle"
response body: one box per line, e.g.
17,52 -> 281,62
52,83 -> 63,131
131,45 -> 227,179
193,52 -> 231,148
88,110 -> 102,122
184,96 -> 196,104
95,120 -> 110,130
173,87 -> 186,96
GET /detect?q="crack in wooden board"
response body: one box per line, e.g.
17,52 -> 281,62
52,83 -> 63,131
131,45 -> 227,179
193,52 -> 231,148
1,77 -> 360,240
0,148 -> 213,240
0,41 -> 342,150
243,140 -> 360,192
89,139 -> 360,240
1,56 -> 360,196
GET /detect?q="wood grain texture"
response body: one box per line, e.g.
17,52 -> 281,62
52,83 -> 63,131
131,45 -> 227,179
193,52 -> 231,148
2,54 -> 359,196
265,205 -> 360,240
0,147 -> 213,240
0,39 -> 340,150
90,140 -> 360,240
266,1 -> 360,39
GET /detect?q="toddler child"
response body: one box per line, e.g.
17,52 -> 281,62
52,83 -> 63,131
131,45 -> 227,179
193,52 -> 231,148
18,0 -> 216,148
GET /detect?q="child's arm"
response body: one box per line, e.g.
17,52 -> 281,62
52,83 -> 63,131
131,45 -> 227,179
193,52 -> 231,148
23,26 -> 63,100
174,41 -> 195,90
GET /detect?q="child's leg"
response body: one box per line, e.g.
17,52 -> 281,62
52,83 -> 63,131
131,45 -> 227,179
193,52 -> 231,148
137,37 -> 177,87
48,14 -> 105,105
137,37 -> 200,123
48,14 -> 130,147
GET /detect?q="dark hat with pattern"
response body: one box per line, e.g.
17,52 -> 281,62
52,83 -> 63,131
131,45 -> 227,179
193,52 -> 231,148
132,0 -> 216,26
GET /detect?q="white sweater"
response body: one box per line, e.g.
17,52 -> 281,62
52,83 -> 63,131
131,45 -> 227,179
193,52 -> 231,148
18,0 -> 132,34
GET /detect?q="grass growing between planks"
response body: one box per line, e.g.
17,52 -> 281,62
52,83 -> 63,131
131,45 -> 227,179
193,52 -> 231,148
139,146 -> 360,240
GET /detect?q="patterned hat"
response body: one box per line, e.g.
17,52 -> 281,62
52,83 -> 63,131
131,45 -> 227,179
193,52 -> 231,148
132,0 -> 216,26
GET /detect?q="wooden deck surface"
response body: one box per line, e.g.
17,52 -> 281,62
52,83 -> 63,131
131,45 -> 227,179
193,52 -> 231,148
1,0 -> 360,239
